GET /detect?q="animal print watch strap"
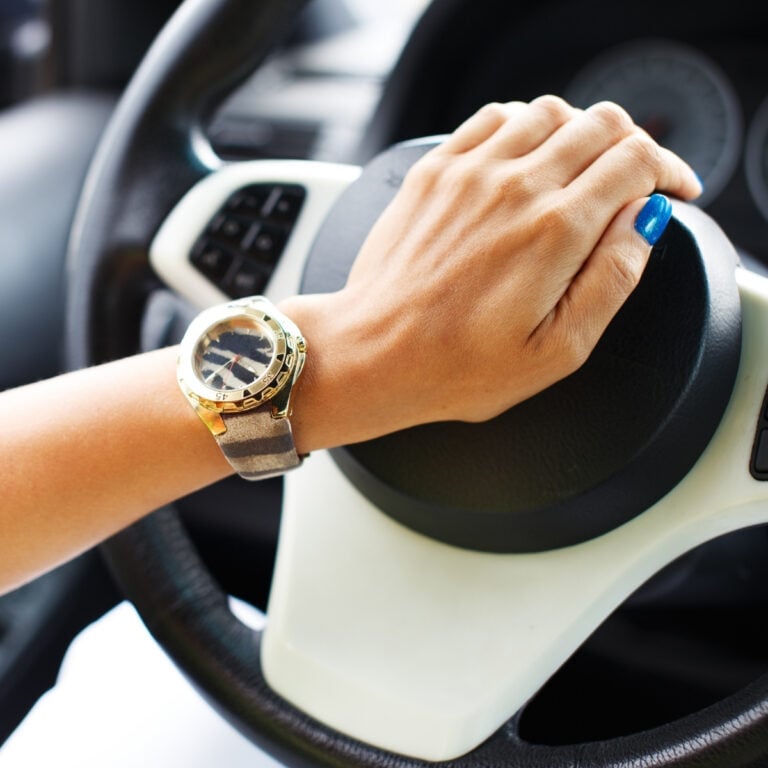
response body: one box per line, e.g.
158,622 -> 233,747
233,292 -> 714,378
217,404 -> 302,480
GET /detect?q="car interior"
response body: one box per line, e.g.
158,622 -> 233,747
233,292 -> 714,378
2,0 -> 768,765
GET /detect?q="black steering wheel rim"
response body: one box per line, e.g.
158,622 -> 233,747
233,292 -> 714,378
102,507 -> 768,768
66,0 -> 768,765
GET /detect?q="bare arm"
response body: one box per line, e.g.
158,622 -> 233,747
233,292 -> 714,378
0,347 -> 229,590
0,97 -> 701,593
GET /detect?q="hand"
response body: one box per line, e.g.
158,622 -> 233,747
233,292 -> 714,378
282,96 -> 702,452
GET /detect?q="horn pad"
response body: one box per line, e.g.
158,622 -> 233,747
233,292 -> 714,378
301,140 -> 742,552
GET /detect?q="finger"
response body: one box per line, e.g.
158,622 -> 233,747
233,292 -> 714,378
535,195 -> 671,355
569,131 -> 701,219
438,101 -> 527,154
476,95 -> 579,159
523,101 -> 641,188
656,145 -> 703,199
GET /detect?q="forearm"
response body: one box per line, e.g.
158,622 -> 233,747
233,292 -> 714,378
0,296 -> 402,594
0,346 -> 231,591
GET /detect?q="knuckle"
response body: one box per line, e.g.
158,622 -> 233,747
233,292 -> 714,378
622,132 -> 661,176
606,246 -> 644,295
405,151 -> 447,189
536,199 -> 580,243
540,205 -> 570,236
535,318 -> 592,378
554,320 -> 593,373
477,101 -> 510,122
531,94 -> 573,122
445,153 -> 488,189
410,152 -> 491,201
496,167 -> 538,202
587,100 -> 634,136
565,333 -> 593,371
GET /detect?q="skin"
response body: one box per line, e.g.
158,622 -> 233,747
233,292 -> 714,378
0,97 -> 701,593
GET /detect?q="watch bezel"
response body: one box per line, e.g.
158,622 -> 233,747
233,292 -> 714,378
178,297 -> 302,413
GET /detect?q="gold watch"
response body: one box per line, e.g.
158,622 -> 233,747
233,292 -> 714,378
177,296 -> 306,480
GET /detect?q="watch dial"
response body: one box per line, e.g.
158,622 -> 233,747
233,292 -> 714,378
194,319 -> 275,392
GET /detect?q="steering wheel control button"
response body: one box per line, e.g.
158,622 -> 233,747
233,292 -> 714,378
244,223 -> 287,264
190,183 -> 306,296
208,214 -> 251,247
749,389 -> 768,479
302,140 -> 742,552
752,430 -> 768,476
225,185 -> 272,214
190,240 -> 236,283
227,263 -> 268,298
267,187 -> 306,221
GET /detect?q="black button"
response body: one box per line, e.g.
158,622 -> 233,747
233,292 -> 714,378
208,214 -> 253,247
226,262 -> 269,298
225,184 -> 272,216
243,223 -> 287,265
755,430 -> 768,474
190,239 -> 235,283
266,187 -> 305,223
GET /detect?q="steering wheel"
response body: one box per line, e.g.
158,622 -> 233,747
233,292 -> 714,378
66,0 -> 768,765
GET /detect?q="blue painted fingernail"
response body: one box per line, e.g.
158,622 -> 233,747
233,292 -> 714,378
634,193 -> 672,245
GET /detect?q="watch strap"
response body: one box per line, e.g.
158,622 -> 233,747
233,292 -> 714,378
217,405 -> 302,480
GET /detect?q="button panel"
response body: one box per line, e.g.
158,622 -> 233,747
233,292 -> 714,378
750,386 -> 768,479
190,183 -> 305,297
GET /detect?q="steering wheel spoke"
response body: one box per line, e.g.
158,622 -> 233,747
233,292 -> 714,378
151,159 -> 361,309
261,266 -> 768,762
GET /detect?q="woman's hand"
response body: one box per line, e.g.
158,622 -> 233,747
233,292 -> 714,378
282,96 -> 702,452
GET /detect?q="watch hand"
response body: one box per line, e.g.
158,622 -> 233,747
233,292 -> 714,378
205,355 -> 240,384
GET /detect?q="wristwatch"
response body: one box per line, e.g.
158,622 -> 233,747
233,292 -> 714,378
177,296 -> 307,480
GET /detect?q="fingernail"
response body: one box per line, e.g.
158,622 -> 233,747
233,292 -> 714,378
634,193 -> 672,245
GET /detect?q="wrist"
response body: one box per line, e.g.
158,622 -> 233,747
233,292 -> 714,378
278,291 -> 414,454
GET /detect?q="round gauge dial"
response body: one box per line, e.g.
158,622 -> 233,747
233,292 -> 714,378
194,318 -> 276,393
565,40 -> 741,207
746,95 -> 768,223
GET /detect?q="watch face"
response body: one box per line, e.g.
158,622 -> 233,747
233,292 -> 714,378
179,297 -> 304,411
193,317 -> 277,394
